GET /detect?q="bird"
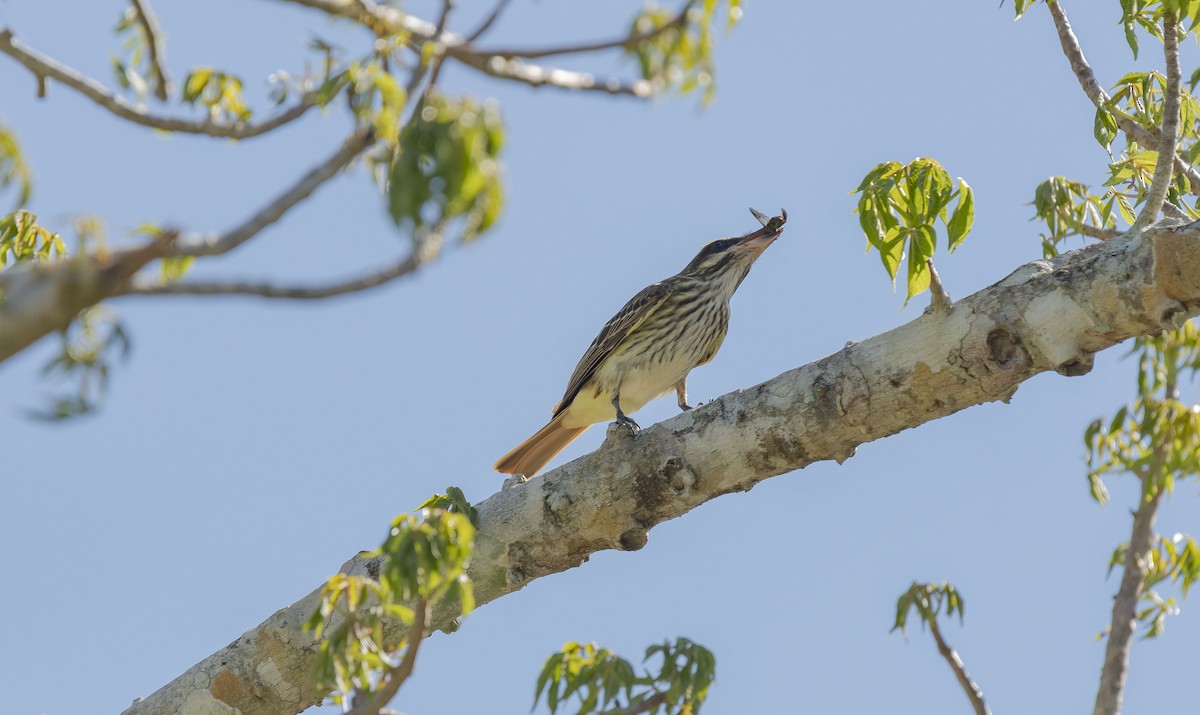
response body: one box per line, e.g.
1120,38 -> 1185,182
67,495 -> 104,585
494,207 -> 787,477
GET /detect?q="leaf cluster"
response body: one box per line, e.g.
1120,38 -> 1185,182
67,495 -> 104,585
417,486 -> 479,526
304,504 -> 475,705
1031,177 -> 1121,258
30,306 -> 130,421
534,638 -> 715,715
388,93 -> 504,243
181,67 -> 252,125
1117,0 -> 1200,58
891,581 -> 965,637
1108,533 -> 1200,638
0,124 -> 31,209
625,0 -> 742,105
0,210 -> 66,267
1085,323 -> 1200,504
852,158 -> 974,304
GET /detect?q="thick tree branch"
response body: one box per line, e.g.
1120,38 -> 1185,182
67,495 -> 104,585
1046,1 -> 1200,196
278,0 -> 654,97
0,28 -> 314,139
1131,10 -> 1181,233
129,0 -> 171,101
170,127 -> 376,258
121,226 -> 1200,715
928,619 -> 990,715
124,235 -> 440,299
0,232 -> 177,363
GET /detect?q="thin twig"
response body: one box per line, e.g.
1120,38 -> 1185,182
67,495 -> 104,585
0,28 -> 313,139
129,0 -> 172,101
1046,1 -> 1200,196
456,0 -> 697,59
421,0 -> 456,100
280,0 -> 654,97
926,259 -> 952,315
343,598 -> 430,715
463,0 -> 512,43
1092,487 -> 1165,715
928,619 -> 991,715
1131,10 -> 1181,232
603,692 -> 668,715
125,235 -> 441,299
169,127 -> 376,257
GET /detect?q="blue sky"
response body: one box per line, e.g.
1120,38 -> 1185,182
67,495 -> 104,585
1,1 -> 1198,713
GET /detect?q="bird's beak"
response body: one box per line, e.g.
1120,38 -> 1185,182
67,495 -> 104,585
740,207 -> 788,246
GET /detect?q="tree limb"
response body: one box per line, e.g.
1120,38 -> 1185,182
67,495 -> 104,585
0,232 -> 177,363
120,226 -> 1200,715
928,618 -> 990,715
603,692 -> 668,715
1046,1 -> 1200,196
1130,10 -> 1181,232
129,0 -> 172,101
170,127 -> 376,258
0,28 -> 314,139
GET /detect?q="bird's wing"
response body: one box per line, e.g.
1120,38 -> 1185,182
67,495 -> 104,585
553,280 -> 675,416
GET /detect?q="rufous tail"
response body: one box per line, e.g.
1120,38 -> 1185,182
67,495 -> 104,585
494,411 -> 588,476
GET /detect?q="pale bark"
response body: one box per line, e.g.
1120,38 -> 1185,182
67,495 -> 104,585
120,225 -> 1200,715
0,233 -> 175,362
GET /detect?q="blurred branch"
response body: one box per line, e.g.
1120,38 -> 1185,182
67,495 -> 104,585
606,693 -> 668,715
1131,9 -> 1181,232
463,0 -> 512,43
1046,2 -> 1200,196
927,618 -> 990,715
0,28 -> 314,139
170,127 -> 377,258
129,0 -> 172,101
1093,487 -> 1165,715
458,0 -> 697,59
279,0 -> 654,97
343,598 -> 430,715
0,231 -> 177,364
127,232 -> 442,299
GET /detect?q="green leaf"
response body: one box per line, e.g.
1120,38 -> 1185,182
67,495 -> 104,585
1094,105 -> 1119,150
182,68 -> 212,103
946,179 -> 974,251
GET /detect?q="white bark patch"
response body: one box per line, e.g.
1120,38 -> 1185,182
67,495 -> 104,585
255,660 -> 300,703
180,690 -> 240,715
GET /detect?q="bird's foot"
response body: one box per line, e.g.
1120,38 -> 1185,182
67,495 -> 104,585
615,412 -> 641,432
679,402 -> 694,412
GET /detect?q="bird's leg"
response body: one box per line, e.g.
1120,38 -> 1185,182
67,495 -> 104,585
675,378 -> 693,411
611,390 -> 640,432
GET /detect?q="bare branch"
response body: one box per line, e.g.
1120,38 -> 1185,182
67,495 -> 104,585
1046,2 -> 1200,196
457,0 -> 697,59
463,0 -> 512,43
1076,222 -> 1124,241
1132,10 -> 1181,232
343,598 -> 430,715
170,127 -> 377,257
927,618 -> 991,715
124,235 -> 441,299
603,692 -> 668,715
279,0 -> 654,97
1093,487 -> 1165,715
452,53 -> 654,96
926,259 -> 952,315
0,28 -> 313,139
129,0 -> 172,101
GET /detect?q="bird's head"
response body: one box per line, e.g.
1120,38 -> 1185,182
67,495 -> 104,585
680,207 -> 787,279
